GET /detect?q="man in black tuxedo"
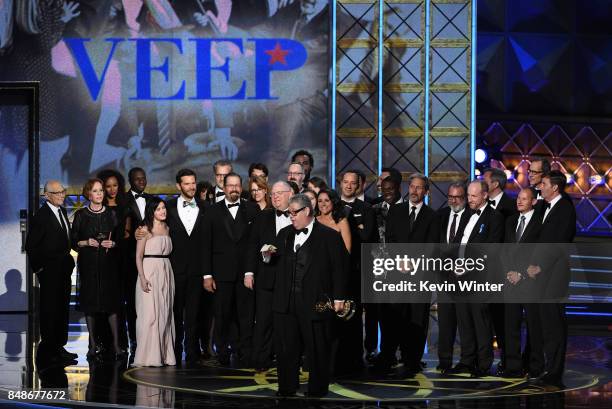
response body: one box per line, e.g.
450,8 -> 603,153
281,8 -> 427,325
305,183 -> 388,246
26,180 -> 77,365
124,167 -> 152,354
165,169 -> 209,365
338,170 -> 376,371
213,160 -> 233,203
377,173 -> 440,376
291,150 -> 314,186
449,180 -> 504,377
435,181 -> 470,373
366,177 -> 403,362
245,181 -> 293,370
527,158 -> 551,201
501,187 -> 544,378
272,194 -> 348,397
202,172 -> 260,366
528,170 -> 575,387
371,167 -> 402,206
483,167 -> 517,374
483,168 -> 517,219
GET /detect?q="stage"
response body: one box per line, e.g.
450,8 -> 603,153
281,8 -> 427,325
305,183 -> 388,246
0,313 -> 610,408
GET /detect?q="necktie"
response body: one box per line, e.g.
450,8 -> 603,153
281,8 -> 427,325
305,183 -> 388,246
183,200 -> 196,208
408,206 -> 416,231
58,208 -> 69,239
216,191 -> 225,197
488,199 -> 496,207
227,202 -> 240,208
449,212 -> 458,243
276,210 -> 289,217
515,215 -> 526,242
296,227 -> 309,235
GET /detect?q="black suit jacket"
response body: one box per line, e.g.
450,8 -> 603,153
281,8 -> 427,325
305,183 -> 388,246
166,197 -> 208,277
26,204 -> 75,275
342,198 -> 377,243
533,197 -> 576,299
272,221 -> 349,321
246,209 -> 284,290
437,206 -> 471,244
125,191 -> 152,228
386,202 -> 440,244
465,205 -> 505,244
202,199 -> 260,282
494,192 -> 518,220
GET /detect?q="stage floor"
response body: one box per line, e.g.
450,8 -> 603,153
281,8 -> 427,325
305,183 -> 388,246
0,313 -> 610,408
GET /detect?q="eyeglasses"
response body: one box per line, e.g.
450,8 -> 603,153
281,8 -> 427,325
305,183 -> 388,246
47,190 -> 67,195
271,190 -> 291,196
288,206 -> 306,217
287,172 -> 304,177
527,169 -> 543,174
251,188 -> 265,194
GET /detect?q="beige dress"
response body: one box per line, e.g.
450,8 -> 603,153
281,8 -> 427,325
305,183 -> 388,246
133,235 -> 176,367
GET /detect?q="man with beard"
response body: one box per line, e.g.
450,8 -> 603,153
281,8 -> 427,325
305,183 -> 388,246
202,173 -> 260,366
377,173 -> 439,376
244,181 -> 293,370
291,150 -> 314,186
435,182 -> 471,373
161,169 -> 209,365
286,163 -> 306,193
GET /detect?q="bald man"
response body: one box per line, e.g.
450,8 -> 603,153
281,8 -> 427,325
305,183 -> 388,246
26,181 -> 77,365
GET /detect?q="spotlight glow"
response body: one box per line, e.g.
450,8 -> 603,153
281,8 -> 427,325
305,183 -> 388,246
475,149 -> 488,164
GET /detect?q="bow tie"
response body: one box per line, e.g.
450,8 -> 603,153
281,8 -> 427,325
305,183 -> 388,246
183,200 -> 196,208
488,199 -> 496,207
341,200 -> 353,208
475,209 -> 482,216
133,193 -> 144,200
216,191 -> 225,197
227,202 -> 240,208
544,202 -> 551,210
295,227 -> 309,235
276,210 -> 289,217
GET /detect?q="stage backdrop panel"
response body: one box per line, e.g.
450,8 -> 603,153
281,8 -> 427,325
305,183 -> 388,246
0,0 -> 331,192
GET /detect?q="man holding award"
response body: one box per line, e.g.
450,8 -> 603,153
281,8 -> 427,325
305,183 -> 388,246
268,194 -> 349,398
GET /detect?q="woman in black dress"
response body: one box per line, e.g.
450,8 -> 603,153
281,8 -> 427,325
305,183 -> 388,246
71,178 -> 125,360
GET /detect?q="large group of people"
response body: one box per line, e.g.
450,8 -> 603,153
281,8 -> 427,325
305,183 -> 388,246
26,151 -> 575,397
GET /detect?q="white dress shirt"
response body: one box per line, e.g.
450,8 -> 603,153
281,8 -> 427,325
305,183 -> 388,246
293,219 -> 315,252
177,196 -> 198,236
488,191 -> 503,209
215,186 -> 225,203
446,207 -> 465,243
276,209 -> 292,235
542,194 -> 562,223
131,190 -> 146,220
225,198 -> 240,219
461,204 -> 488,244
46,201 -> 70,239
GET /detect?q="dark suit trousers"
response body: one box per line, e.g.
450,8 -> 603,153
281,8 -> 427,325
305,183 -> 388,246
213,280 -> 254,359
504,303 -> 544,374
364,303 -> 379,353
37,269 -> 72,354
174,275 -> 203,361
252,287 -> 274,367
274,292 -> 332,395
380,302 -> 429,367
456,303 -> 493,371
199,290 -> 214,353
437,303 -> 457,368
490,303 -> 505,365
539,303 -> 566,379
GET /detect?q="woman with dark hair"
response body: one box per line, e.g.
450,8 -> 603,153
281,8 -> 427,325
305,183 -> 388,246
196,180 -> 215,204
96,169 -> 132,351
307,176 -> 328,194
249,176 -> 271,210
303,188 -> 317,212
133,197 -> 176,367
316,189 -> 351,253
71,178 -> 125,361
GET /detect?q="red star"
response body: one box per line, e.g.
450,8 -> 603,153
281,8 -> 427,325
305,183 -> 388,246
265,42 -> 290,65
